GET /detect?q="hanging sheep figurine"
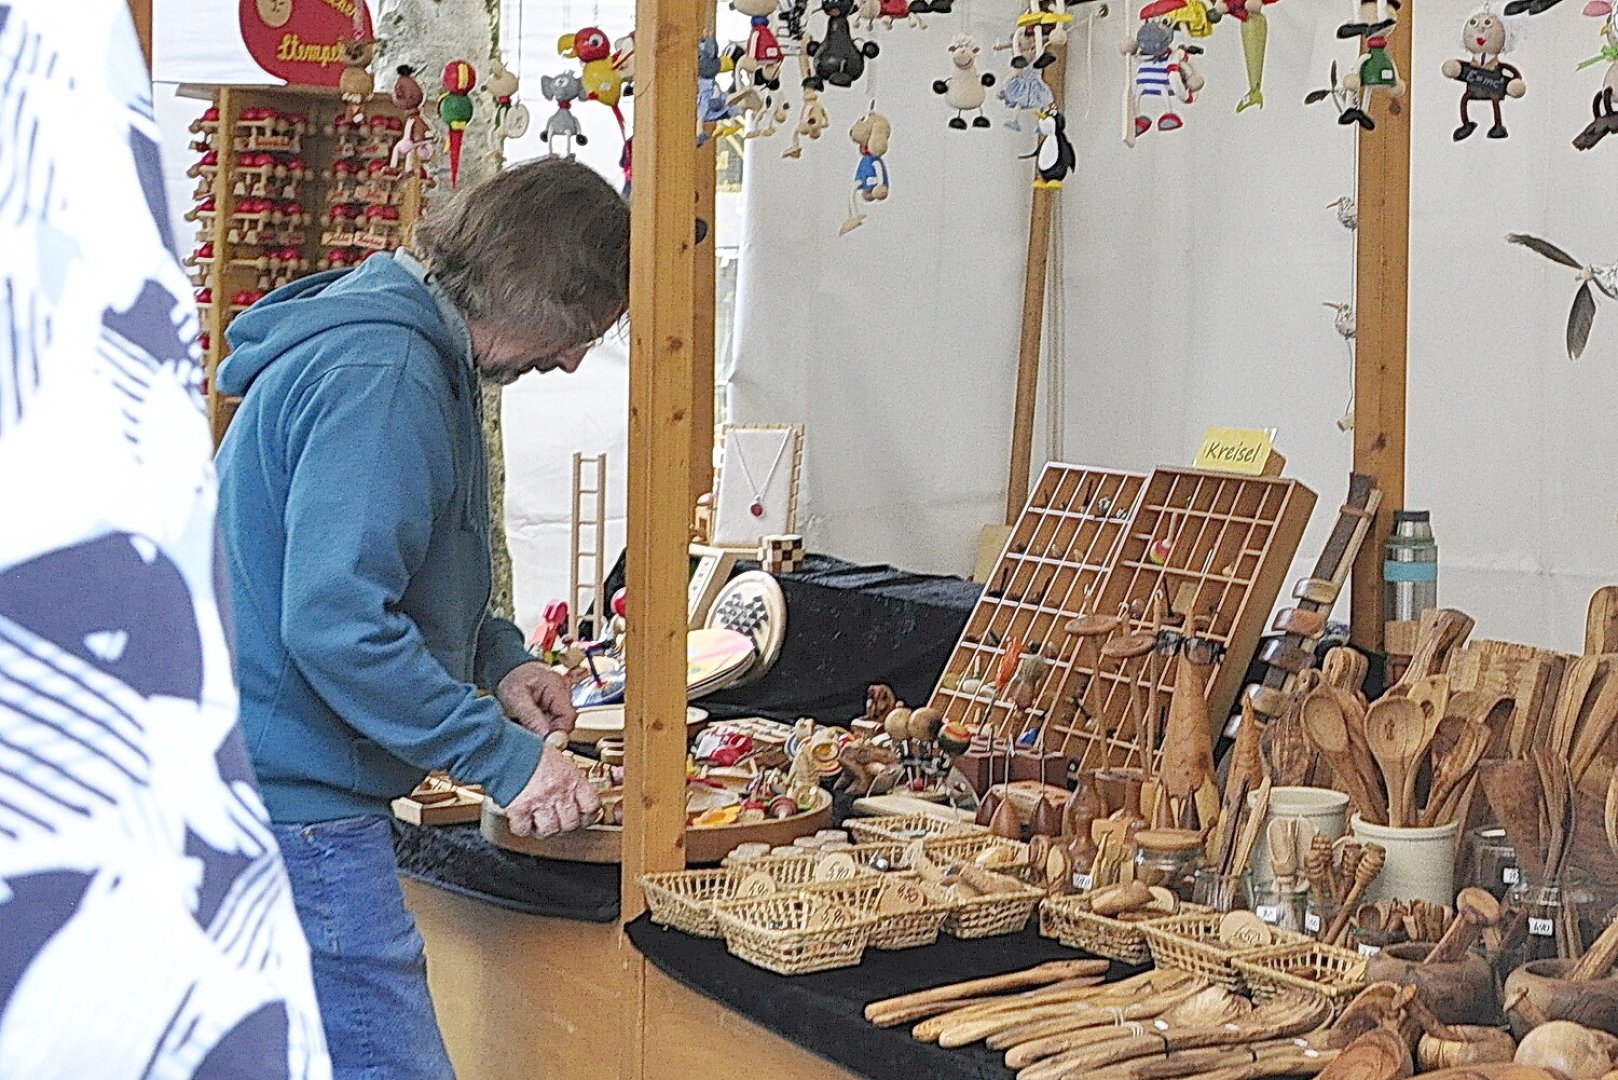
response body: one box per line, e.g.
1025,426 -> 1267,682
1441,9 -> 1525,140
540,71 -> 590,158
934,35 -> 996,128
809,0 -> 881,88
839,108 -> 891,236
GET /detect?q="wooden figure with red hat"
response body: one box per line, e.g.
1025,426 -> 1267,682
1123,1 -> 1205,144
438,59 -> 477,186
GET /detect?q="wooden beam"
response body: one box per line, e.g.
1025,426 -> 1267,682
623,0 -> 702,916
692,121 -> 718,513
128,0 -> 153,72
1348,9 -> 1412,653
1005,48 -> 1069,525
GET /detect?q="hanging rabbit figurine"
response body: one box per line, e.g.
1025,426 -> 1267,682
1442,8 -> 1525,140
839,108 -> 891,236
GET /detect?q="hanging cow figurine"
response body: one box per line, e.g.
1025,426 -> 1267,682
839,108 -> 891,236
540,71 -> 589,157
1441,9 -> 1525,140
809,0 -> 881,88
933,35 -> 996,128
1335,0 -> 1405,130
1575,0 -> 1618,149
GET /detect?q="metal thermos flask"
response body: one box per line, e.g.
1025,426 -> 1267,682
1384,510 -> 1438,622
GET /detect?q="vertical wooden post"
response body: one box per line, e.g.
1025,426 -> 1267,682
127,0 -> 153,71
623,0 -> 702,924
1005,48 -> 1069,525
1348,9 -> 1411,653
692,13 -> 720,513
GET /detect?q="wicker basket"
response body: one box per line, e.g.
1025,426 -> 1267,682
1039,896 -> 1211,964
1140,912 -> 1309,990
713,894 -> 871,976
842,842 -> 907,874
638,869 -> 740,938
940,872 -> 1045,939
847,814 -> 984,845
1232,941 -> 1369,1016
721,849 -> 821,887
801,874 -> 952,950
918,833 -> 1034,878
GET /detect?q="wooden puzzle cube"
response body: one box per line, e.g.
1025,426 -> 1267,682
759,534 -> 805,575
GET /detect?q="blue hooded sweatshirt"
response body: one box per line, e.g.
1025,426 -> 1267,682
215,251 -> 544,824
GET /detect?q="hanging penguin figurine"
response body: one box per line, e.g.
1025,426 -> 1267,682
1028,107 -> 1075,188
439,59 -> 477,187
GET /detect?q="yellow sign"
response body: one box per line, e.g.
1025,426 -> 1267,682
1195,427 -> 1275,476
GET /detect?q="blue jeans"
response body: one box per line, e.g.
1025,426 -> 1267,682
272,815 -> 455,1080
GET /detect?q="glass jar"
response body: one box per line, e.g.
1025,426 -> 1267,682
1132,828 -> 1204,901
1503,875 -> 1600,969
1463,826 -> 1519,899
1248,877 -> 1308,933
1191,869 -> 1249,913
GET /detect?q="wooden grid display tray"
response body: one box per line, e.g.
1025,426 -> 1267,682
926,464 -> 1148,744
799,874 -> 953,950
1054,467 -> 1315,772
846,814 -> 986,845
713,894 -> 872,976
1039,895 -> 1210,964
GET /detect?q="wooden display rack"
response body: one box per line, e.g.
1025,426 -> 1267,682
926,464 -> 1316,779
184,84 -> 427,446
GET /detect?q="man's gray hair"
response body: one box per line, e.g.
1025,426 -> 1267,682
415,156 -> 630,348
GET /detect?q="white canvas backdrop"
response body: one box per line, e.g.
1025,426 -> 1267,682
732,0 -> 1618,651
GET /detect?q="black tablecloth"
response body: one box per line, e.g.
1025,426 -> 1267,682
627,916 -> 1135,1080
395,554 -> 980,919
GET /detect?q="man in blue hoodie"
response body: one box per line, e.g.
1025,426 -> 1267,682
215,157 -> 629,1079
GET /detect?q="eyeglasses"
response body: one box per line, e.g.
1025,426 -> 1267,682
1154,629 -> 1226,665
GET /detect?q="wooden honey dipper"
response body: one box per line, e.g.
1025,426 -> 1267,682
1305,835 -> 1335,922
1326,843 -> 1386,946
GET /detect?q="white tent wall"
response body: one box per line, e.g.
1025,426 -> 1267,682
733,0 -> 1618,651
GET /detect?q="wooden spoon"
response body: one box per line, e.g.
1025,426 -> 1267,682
1424,888 -> 1501,964
1421,720 -> 1490,828
1303,688 -> 1388,825
1388,609 -> 1475,695
1364,697 -> 1430,828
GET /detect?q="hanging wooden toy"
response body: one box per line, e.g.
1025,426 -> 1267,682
725,0 -> 790,139
1441,9 -> 1525,140
485,57 -> 530,142
438,60 -> 476,186
338,36 -> 378,121
809,0 -> 881,88
783,54 -> 830,158
559,26 -> 633,137
1124,2 -> 1206,144
698,37 -> 741,144
1574,0 -> 1618,150
839,107 -> 891,236
1013,0 -> 1076,73
389,65 -> 435,169
1028,106 -> 1076,186
857,0 -> 928,29
540,71 -> 589,157
1335,0 -> 1405,130
1506,234 -> 1618,359
933,35 -> 996,128
997,31 -> 1056,131
1210,0 -> 1278,111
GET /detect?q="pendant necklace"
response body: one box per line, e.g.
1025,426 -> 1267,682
730,432 -> 792,518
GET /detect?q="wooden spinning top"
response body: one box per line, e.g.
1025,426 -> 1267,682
989,796 -> 1023,840
1030,795 -> 1063,838
884,707 -> 914,743
976,787 -> 1004,828
907,706 -> 944,743
1101,626 -> 1157,661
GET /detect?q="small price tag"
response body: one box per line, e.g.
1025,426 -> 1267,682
1256,904 -> 1280,924
1503,866 -> 1521,885
1529,916 -> 1555,938
1073,872 -> 1094,891
1305,912 -> 1322,933
1358,943 -> 1382,958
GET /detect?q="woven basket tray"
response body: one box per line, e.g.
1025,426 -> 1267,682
847,814 -> 984,845
917,833 -> 1034,879
638,869 -> 740,938
941,872 -> 1045,940
1232,941 -> 1369,1015
713,894 -> 871,976
1140,912 -> 1309,990
1039,896 -> 1211,964
800,874 -> 952,950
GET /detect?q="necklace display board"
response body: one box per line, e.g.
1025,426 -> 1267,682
926,464 -> 1317,776
712,424 -> 804,550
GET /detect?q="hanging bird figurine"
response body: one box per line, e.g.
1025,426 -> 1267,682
1027,106 -> 1076,187
560,26 -> 634,137
1507,233 -> 1618,359
439,60 -> 477,187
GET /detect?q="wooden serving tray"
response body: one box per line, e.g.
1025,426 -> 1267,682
481,787 -> 835,865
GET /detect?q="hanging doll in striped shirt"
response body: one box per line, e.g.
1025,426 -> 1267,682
1124,2 -> 1205,143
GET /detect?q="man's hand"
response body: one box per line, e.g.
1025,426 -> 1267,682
505,747 -> 601,838
497,661 -> 578,738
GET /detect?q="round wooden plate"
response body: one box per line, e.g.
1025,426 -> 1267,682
480,786 -> 834,865
686,627 -> 758,698
704,571 -> 786,687
569,705 -> 710,746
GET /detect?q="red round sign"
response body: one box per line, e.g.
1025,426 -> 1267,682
239,0 -> 375,87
